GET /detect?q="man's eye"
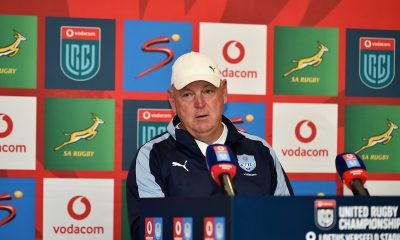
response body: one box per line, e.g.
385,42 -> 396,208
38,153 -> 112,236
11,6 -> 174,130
181,92 -> 194,100
203,89 -> 215,95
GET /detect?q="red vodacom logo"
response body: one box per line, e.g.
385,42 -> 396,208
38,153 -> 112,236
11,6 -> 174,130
0,113 -> 13,138
222,40 -> 245,64
295,120 -> 317,143
67,195 -> 91,220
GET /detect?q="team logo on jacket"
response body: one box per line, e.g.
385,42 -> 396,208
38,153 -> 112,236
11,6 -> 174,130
314,199 -> 336,230
237,154 -> 256,172
60,26 -> 101,81
359,37 -> 395,89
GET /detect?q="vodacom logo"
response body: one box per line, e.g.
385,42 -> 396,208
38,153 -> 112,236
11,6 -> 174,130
67,195 -> 91,220
222,40 -> 245,64
295,120 -> 317,143
0,113 -> 13,138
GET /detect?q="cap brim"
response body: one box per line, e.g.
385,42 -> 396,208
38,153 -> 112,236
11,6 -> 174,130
173,74 -> 221,90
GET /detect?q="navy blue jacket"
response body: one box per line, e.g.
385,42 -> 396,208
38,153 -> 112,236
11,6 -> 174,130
126,115 -> 293,239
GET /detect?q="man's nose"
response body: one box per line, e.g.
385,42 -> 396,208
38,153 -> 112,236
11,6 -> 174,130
194,94 -> 206,108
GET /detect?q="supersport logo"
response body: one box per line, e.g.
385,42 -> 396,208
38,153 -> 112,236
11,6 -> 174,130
0,193 -> 17,227
67,195 -> 91,220
135,36 -> 175,78
295,120 -> 317,143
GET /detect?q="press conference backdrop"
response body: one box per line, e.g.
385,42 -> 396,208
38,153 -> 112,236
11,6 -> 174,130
0,0 -> 400,239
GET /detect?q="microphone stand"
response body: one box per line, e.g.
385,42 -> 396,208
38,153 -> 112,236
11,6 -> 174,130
219,174 -> 237,197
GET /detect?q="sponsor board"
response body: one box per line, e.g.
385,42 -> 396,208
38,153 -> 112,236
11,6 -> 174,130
224,102 -> 265,138
45,17 -> 115,90
123,20 -> 192,92
43,178 -> 114,240
0,96 -> 36,170
0,15 -> 37,89
0,178 -> 35,239
274,26 -> 338,96
122,100 -> 171,170
200,22 -> 266,95
44,98 -> 115,170
273,103 -> 338,173
345,105 -> 400,173
346,29 -> 400,97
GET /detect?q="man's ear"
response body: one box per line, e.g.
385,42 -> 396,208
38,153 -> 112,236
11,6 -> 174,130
221,80 -> 228,104
167,87 -> 177,113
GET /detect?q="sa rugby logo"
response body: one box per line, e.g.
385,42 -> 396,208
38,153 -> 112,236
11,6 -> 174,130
355,119 -> 398,154
54,113 -> 104,151
283,41 -> 329,77
0,30 -> 26,58
314,199 -> 336,230
359,37 -> 395,89
60,26 -> 101,81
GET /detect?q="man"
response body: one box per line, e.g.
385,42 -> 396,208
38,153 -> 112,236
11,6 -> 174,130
126,51 -> 293,239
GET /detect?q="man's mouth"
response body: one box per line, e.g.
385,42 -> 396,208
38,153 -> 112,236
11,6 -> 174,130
196,114 -> 208,119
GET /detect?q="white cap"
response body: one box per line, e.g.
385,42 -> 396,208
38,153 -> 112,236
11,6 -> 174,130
171,51 -> 223,90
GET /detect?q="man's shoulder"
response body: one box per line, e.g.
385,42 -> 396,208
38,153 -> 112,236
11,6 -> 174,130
139,131 -> 174,153
235,131 -> 270,147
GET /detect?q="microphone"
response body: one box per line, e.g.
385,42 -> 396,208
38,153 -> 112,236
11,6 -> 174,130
205,144 -> 237,196
335,153 -> 370,196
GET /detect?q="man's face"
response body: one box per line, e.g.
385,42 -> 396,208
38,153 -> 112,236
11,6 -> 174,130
168,80 -> 227,143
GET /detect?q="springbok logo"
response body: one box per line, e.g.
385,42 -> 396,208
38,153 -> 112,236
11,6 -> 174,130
283,41 -> 329,77
60,26 -> 101,81
223,40 -> 245,64
0,193 -> 17,227
54,113 -> 104,151
0,113 -> 13,138
0,30 -> 26,57
135,35 -> 176,78
359,37 -> 395,89
355,119 -> 398,154
67,195 -> 91,220
295,120 -> 317,143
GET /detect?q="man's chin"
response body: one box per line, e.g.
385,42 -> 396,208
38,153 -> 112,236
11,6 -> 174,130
190,123 -> 212,134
